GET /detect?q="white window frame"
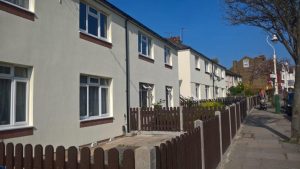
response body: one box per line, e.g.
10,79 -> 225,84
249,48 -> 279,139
1,0 -> 33,11
0,64 -> 29,129
80,75 -> 111,121
79,2 -> 109,42
195,56 -> 200,69
164,46 -> 172,66
139,83 -> 154,107
243,59 -> 249,68
205,61 -> 210,73
215,87 -> 219,97
138,32 -> 152,58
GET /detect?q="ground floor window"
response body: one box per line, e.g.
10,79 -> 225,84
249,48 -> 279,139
215,87 -> 219,98
0,64 -> 29,128
205,85 -> 210,99
80,75 -> 111,120
195,83 -> 200,100
3,0 -> 29,9
165,86 -> 173,107
139,83 -> 153,107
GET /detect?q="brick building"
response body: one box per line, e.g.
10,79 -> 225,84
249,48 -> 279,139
231,55 -> 270,91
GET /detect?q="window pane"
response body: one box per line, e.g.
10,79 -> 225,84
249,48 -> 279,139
0,79 -> 11,125
14,67 -> 28,78
15,82 -> 26,122
88,15 -> 98,36
100,13 -> 107,38
138,33 -> 141,53
80,86 -> 87,117
80,75 -> 88,84
147,38 -> 151,56
90,77 -> 99,84
100,78 -> 109,86
141,40 -> 147,55
101,88 -> 108,115
89,86 -> 99,116
0,65 -> 11,74
89,7 -> 97,15
4,0 -> 29,9
79,2 -> 86,30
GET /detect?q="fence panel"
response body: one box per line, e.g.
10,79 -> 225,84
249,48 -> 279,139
129,108 -> 138,131
220,107 -> 231,153
230,106 -> 237,138
0,143 -> 135,169
203,117 -> 221,169
236,103 -> 241,129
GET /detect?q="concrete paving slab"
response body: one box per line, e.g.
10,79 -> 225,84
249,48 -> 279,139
222,108 -> 300,169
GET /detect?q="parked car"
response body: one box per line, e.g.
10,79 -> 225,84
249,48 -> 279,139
285,92 -> 294,116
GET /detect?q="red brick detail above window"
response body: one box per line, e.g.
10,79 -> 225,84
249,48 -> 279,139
80,117 -> 114,128
80,32 -> 112,49
0,1 -> 34,21
0,127 -> 34,139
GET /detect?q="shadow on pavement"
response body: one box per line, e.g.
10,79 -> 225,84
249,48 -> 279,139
245,113 -> 290,141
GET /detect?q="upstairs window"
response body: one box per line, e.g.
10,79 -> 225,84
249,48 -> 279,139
205,61 -> 210,73
3,0 -> 29,9
221,70 -> 225,78
164,47 -> 172,65
138,32 -> 152,57
195,56 -> 200,69
80,75 -> 111,120
0,64 -> 30,128
243,59 -> 249,68
80,2 -> 108,40
139,83 -> 154,107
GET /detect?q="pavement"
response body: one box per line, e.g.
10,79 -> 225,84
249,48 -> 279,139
222,108 -> 300,169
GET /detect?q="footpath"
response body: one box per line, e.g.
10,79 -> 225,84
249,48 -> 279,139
222,108 -> 300,169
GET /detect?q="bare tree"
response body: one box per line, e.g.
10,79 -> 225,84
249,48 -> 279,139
225,0 -> 300,142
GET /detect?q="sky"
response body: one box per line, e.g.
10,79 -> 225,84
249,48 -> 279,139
108,0 -> 292,68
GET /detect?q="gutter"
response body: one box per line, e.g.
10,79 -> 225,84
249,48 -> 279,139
125,19 -> 130,133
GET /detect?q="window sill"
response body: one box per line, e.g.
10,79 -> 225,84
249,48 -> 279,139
79,32 -> 112,49
0,0 -> 35,21
139,54 -> 155,63
80,117 -> 114,128
165,64 -> 173,69
195,68 -> 201,71
0,126 -> 34,139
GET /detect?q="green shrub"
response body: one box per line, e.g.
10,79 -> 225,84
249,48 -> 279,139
200,101 -> 224,108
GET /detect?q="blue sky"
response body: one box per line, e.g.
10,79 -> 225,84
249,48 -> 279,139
109,0 -> 291,68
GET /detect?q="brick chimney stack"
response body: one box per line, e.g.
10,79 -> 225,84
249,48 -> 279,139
168,36 -> 181,44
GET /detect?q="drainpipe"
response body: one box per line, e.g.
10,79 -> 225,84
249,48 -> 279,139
125,19 -> 130,133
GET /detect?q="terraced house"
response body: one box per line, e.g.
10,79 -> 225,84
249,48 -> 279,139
169,37 -> 227,100
0,0 -> 179,147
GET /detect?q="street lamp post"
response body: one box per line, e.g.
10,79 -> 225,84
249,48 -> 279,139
266,34 -> 280,113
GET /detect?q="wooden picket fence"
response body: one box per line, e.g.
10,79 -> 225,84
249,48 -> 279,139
155,127 -> 202,169
0,142 -> 134,169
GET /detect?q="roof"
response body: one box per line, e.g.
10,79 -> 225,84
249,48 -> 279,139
226,70 -> 242,77
167,39 -> 227,70
96,0 -> 179,50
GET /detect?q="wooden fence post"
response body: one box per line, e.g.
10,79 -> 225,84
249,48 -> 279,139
227,106 -> 232,143
138,107 -> 141,131
199,120 -> 205,169
215,111 -> 222,161
180,106 -> 183,131
233,103 -> 238,134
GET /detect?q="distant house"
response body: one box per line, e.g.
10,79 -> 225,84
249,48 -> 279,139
169,37 -> 227,100
225,70 -> 242,89
231,55 -> 270,91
